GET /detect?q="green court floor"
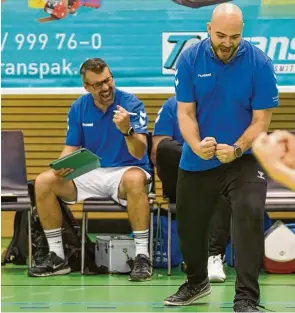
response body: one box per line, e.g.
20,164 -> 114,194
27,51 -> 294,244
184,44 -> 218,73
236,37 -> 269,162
1,239 -> 295,312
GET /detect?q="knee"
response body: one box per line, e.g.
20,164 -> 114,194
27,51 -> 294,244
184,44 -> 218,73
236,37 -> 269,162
233,199 -> 264,226
121,168 -> 147,193
35,170 -> 59,196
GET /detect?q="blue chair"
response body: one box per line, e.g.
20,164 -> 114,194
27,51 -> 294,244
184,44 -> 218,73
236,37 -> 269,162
1,130 -> 32,268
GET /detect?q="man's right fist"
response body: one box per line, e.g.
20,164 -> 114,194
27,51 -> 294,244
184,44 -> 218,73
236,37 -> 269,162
194,137 -> 217,160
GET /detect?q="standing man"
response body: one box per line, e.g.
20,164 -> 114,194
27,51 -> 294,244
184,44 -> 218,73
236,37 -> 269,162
152,96 -> 230,283
29,58 -> 152,281
164,3 -> 279,312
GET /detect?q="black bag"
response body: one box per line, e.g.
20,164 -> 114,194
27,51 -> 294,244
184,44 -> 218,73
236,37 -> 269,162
1,180 -> 107,275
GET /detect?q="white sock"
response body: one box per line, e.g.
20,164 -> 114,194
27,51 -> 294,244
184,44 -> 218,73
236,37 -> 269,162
44,228 -> 65,260
133,229 -> 149,257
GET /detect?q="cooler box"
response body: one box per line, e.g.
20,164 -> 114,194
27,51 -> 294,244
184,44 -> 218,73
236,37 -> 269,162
95,235 -> 135,274
264,221 -> 295,274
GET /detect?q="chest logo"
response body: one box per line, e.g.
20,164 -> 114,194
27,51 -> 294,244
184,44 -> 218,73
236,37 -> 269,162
198,73 -> 212,78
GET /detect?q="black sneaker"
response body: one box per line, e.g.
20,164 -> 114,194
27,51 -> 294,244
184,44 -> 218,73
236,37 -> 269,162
129,254 -> 152,281
28,252 -> 71,277
234,300 -> 262,312
164,279 -> 211,306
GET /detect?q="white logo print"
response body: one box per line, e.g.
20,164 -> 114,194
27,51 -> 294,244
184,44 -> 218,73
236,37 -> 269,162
52,263 -> 63,270
257,171 -> 265,180
155,108 -> 163,124
139,111 -> 147,128
82,123 -> 93,127
175,69 -> 179,87
198,73 -> 212,78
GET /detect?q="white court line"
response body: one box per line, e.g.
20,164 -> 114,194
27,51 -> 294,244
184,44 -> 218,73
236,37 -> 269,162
31,291 -> 51,296
1,296 -> 14,299
67,287 -> 87,292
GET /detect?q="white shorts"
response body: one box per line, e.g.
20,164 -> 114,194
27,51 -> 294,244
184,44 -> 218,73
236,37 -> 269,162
69,166 -> 151,207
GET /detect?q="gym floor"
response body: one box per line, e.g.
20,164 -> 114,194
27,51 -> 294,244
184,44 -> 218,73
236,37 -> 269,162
1,239 -> 295,312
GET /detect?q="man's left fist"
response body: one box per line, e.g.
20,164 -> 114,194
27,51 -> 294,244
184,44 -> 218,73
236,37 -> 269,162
215,144 -> 236,163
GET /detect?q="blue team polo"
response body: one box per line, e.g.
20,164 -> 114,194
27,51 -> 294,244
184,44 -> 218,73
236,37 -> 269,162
154,96 -> 184,145
175,38 -> 279,172
66,88 -> 150,173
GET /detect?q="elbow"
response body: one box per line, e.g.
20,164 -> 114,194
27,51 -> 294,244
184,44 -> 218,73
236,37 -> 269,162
132,146 -> 146,160
133,151 -> 145,160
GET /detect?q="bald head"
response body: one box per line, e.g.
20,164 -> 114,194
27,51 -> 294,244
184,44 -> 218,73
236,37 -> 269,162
207,3 -> 244,63
211,3 -> 243,25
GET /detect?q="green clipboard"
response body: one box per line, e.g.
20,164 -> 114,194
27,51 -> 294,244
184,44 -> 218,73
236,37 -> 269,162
49,148 -> 101,180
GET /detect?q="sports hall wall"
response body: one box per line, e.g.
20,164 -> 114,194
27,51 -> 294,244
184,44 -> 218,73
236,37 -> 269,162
2,0 -> 295,236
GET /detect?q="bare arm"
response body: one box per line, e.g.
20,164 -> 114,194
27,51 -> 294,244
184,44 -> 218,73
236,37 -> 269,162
235,109 -> 273,152
151,135 -> 172,165
59,145 -> 80,159
266,163 -> 295,191
253,131 -> 295,191
125,133 -> 147,160
177,101 -> 201,153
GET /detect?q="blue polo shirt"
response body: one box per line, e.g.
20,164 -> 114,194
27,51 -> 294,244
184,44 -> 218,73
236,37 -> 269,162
175,38 -> 279,172
154,96 -> 184,145
66,88 -> 150,173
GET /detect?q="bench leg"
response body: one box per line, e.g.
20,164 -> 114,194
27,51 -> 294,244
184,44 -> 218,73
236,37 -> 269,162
167,210 -> 172,276
27,209 -> 32,268
81,211 -> 87,274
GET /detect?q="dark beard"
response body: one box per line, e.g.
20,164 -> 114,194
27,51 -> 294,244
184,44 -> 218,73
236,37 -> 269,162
210,40 -> 239,62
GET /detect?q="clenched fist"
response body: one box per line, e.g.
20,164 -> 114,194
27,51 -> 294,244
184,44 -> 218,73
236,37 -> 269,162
193,137 -> 217,160
215,144 -> 236,163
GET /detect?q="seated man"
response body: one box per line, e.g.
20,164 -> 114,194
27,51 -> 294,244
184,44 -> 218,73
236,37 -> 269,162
151,96 -> 231,282
29,58 -> 152,281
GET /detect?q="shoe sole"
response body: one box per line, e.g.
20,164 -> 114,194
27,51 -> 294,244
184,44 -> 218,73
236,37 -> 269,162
28,267 -> 71,277
164,285 -> 212,306
209,275 -> 226,283
129,272 -> 152,282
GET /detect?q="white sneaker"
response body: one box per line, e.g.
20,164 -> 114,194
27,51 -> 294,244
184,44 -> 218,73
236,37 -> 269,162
208,254 -> 226,283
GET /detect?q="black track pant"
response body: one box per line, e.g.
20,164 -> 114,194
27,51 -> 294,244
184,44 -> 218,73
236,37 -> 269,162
156,138 -> 231,257
176,155 -> 266,304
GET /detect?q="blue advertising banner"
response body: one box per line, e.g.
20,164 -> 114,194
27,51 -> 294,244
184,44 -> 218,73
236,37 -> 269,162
1,0 -> 295,88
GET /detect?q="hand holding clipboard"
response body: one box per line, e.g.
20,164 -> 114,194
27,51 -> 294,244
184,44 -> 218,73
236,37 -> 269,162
49,148 -> 101,180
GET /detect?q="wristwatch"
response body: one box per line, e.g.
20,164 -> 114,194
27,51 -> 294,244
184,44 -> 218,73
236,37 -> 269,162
123,127 -> 135,137
233,144 -> 243,158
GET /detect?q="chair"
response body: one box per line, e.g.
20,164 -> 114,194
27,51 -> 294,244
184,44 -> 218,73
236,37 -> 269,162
1,130 -> 32,268
265,177 -> 295,212
80,133 -> 157,274
81,195 -> 156,273
157,199 -> 176,276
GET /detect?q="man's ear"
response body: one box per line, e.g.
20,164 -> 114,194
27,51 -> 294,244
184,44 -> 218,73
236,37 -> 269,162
207,22 -> 211,35
83,83 -> 90,92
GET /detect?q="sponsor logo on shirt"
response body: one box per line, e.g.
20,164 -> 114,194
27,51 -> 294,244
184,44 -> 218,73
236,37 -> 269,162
82,123 -> 94,127
198,73 -> 212,78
